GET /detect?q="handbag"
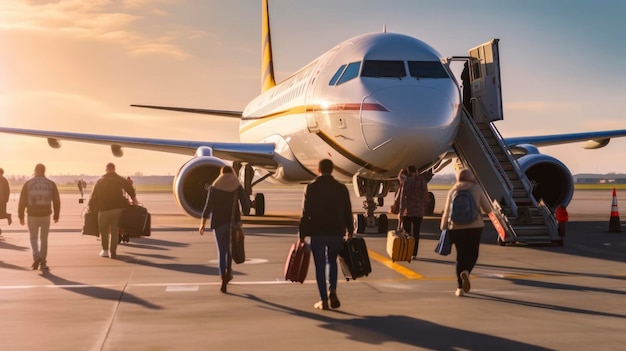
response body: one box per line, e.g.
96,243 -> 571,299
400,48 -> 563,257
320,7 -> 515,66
230,193 -> 245,264
434,229 -> 452,256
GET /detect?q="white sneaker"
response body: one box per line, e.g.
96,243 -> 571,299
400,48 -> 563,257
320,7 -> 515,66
460,270 -> 471,293
99,250 -> 109,257
455,288 -> 464,297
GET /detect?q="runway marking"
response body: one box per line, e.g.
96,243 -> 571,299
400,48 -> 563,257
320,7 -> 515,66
367,250 -> 424,280
166,285 -> 199,292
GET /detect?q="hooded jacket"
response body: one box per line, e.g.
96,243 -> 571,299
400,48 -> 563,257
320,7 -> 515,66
440,181 -> 492,230
201,173 -> 250,229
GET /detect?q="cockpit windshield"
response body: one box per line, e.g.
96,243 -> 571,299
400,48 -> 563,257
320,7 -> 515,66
408,61 -> 449,79
361,60 -> 406,78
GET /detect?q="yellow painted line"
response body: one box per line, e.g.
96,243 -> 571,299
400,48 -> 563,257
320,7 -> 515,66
367,250 -> 424,280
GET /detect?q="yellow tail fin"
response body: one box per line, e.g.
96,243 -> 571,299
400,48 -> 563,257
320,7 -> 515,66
261,0 -> 276,93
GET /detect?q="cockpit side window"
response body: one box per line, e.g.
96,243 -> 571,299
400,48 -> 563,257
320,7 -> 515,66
329,64 -> 347,86
361,60 -> 406,78
336,61 -> 361,85
408,61 -> 449,79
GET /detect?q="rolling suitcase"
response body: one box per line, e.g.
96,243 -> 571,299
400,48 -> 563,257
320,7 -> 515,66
118,205 -> 150,237
284,240 -> 311,283
339,236 -> 372,281
386,229 -> 415,262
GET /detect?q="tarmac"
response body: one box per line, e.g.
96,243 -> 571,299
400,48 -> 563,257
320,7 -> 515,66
1,188 -> 625,351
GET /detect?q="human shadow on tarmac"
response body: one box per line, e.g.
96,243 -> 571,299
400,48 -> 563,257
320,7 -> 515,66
235,293 -> 554,350
470,290 -> 626,319
0,239 -> 30,252
40,271 -> 162,310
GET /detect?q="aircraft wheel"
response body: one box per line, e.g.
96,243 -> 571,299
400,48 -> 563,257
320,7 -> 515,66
427,192 -> 435,215
378,197 -> 384,206
254,193 -> 265,216
377,214 -> 388,233
356,214 -> 366,234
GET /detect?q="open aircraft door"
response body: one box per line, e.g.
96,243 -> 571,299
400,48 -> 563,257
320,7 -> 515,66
468,39 -> 504,122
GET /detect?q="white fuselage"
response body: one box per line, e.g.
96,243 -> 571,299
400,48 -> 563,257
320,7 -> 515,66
240,32 -> 461,183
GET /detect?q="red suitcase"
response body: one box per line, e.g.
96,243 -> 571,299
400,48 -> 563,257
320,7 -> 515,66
284,240 -> 311,283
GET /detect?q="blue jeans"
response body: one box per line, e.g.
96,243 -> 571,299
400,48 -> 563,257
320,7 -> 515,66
28,215 -> 51,265
213,223 -> 232,276
310,235 -> 344,301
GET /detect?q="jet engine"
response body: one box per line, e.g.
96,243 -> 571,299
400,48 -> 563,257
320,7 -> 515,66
516,152 -> 574,209
173,152 -> 229,218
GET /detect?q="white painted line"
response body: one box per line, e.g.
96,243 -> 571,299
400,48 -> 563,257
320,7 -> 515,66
166,285 -> 199,292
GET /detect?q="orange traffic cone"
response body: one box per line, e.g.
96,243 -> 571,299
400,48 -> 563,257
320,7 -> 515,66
608,187 -> 622,232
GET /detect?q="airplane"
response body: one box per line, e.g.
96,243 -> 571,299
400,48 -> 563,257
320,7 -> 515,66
2,0 -> 626,235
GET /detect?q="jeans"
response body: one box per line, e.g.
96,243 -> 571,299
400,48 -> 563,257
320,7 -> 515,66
213,222 -> 232,276
98,208 -> 123,254
310,235 -> 344,301
28,215 -> 51,265
402,216 -> 423,256
450,227 -> 482,288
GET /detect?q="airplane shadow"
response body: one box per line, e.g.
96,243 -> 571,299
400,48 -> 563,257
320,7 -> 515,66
233,293 -> 554,350
40,271 -> 162,310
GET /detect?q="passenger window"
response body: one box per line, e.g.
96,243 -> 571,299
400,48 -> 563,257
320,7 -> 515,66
361,60 -> 406,78
408,61 -> 449,79
336,61 -> 361,85
329,65 -> 347,86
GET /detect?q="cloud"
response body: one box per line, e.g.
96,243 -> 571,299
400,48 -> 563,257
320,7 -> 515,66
0,0 -> 192,60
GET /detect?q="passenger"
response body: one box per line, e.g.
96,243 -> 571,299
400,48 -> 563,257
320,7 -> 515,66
555,205 -> 568,241
199,166 -> 250,293
440,168 -> 492,297
18,164 -> 61,270
89,163 -> 137,259
0,168 -> 12,228
397,165 -> 429,258
300,159 -> 354,310
390,168 -> 408,214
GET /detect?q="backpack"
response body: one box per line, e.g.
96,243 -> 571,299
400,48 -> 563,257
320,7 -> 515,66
450,188 -> 478,224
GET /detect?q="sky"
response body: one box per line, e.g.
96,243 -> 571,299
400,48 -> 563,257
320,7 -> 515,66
1,0 -> 625,177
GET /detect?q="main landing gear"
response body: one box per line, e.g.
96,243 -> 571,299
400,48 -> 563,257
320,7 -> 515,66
234,162 -> 270,216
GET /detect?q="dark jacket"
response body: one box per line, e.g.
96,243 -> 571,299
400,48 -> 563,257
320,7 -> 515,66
90,172 -> 136,211
301,174 -> 354,237
201,173 -> 250,229
18,176 -> 60,220
0,175 -> 9,203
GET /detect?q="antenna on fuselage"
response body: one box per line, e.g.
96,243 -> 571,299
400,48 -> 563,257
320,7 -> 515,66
383,24 -> 387,33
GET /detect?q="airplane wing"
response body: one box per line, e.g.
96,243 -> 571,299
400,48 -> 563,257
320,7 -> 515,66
503,129 -> 626,149
0,127 -> 276,166
130,104 -> 243,118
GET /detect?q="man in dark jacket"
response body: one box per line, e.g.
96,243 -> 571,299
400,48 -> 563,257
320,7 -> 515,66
89,163 -> 137,259
18,163 -> 60,270
300,159 -> 354,310
0,168 -> 12,232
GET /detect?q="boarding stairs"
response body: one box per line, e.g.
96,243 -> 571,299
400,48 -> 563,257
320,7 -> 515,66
448,40 -> 560,245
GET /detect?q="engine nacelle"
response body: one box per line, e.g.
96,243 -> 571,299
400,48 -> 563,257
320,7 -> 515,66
516,153 -> 574,209
173,156 -> 230,218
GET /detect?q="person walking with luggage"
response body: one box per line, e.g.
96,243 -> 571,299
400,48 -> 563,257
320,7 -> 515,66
18,164 -> 60,270
89,162 -> 137,259
199,166 -> 250,293
0,168 -> 12,231
300,159 -> 354,310
398,165 -> 429,259
440,168 -> 492,297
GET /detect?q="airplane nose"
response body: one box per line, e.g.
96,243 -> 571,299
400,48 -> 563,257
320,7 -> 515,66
361,85 -> 458,164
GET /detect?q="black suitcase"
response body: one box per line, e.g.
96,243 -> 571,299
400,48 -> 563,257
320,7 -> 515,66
339,236 -> 372,281
118,205 -> 150,237
82,211 -> 99,236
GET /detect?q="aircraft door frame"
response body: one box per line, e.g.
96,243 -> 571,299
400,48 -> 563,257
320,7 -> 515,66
467,38 -> 504,122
